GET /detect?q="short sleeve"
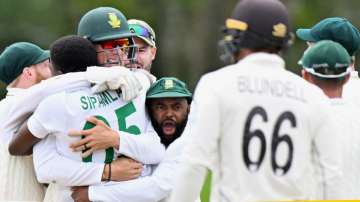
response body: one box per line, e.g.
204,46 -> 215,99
27,93 -> 67,139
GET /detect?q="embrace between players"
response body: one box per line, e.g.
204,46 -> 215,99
2,0 -> 360,202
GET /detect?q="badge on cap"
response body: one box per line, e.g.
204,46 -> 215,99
108,13 -> 121,28
272,23 -> 287,38
164,79 -> 174,89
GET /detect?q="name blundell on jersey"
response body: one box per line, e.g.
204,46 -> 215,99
237,76 -> 306,103
80,90 -> 122,110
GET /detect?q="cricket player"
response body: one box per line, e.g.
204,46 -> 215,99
0,42 -> 51,201
300,40 -> 360,198
296,17 -> 360,107
0,37 -> 150,202
1,8 -> 163,201
71,77 -> 193,202
170,0 -> 344,201
8,34 -> 164,202
127,19 -> 157,71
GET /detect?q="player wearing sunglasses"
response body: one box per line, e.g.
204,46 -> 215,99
4,7 -> 163,202
127,19 -> 157,72
78,8 -> 138,67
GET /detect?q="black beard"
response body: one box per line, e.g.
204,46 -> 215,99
150,116 -> 188,148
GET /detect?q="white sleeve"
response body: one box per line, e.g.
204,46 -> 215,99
88,137 -> 185,202
311,102 -> 345,199
33,135 -> 104,186
133,69 -> 156,91
26,93 -> 67,139
1,72 -> 89,144
180,76 -> 220,168
168,163 -> 207,202
170,76 -> 220,202
118,122 -> 165,164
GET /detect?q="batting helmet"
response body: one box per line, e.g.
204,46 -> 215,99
77,7 -> 138,67
77,7 -> 135,43
219,0 -> 293,62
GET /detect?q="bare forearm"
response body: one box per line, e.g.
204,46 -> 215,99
8,121 -> 41,155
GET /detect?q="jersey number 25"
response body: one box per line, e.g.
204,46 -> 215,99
82,102 -> 140,163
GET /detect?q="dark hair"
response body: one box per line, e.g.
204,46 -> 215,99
50,35 -> 98,74
310,74 -> 347,87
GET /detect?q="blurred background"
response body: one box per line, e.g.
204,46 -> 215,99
1,0 -> 360,99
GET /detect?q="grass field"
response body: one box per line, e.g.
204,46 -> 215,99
200,171 -> 212,202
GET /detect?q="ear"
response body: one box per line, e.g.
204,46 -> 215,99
343,74 -> 351,85
301,69 -> 306,79
302,70 -> 314,84
151,47 -> 157,60
22,67 -> 33,80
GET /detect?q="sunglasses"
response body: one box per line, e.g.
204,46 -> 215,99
98,39 -> 130,50
129,24 -> 154,40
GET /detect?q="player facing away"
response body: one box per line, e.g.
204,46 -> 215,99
300,40 -> 360,198
169,0 -> 344,201
296,17 -> 360,107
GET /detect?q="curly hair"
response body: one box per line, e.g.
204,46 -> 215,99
50,35 -> 98,74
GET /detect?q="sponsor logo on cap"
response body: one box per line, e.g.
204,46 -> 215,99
108,13 -> 121,29
164,79 -> 174,89
226,19 -> 248,31
272,23 -> 287,38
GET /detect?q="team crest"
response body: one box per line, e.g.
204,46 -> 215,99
108,13 -> 121,28
272,23 -> 287,38
164,79 -> 174,89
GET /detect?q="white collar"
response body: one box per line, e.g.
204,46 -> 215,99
237,52 -> 286,70
350,70 -> 359,79
329,97 -> 346,105
5,87 -> 25,97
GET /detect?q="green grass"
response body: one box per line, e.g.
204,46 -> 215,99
200,171 -> 212,202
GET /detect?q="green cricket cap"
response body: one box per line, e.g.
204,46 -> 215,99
301,40 -> 351,78
0,42 -> 49,84
146,77 -> 192,99
296,17 -> 360,56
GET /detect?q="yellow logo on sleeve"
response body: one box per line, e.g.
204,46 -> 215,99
108,13 -> 121,28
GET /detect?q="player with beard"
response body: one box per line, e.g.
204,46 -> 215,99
126,19 -> 157,72
146,77 -> 191,148
68,77 -> 193,202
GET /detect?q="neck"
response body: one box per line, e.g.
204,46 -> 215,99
9,79 -> 35,89
321,86 -> 343,99
234,49 -> 253,61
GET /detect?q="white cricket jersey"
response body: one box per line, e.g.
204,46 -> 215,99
88,135 -> 189,202
343,70 -> 360,107
174,53 -> 344,201
0,88 -> 45,201
28,86 -> 163,201
329,98 -> 360,198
